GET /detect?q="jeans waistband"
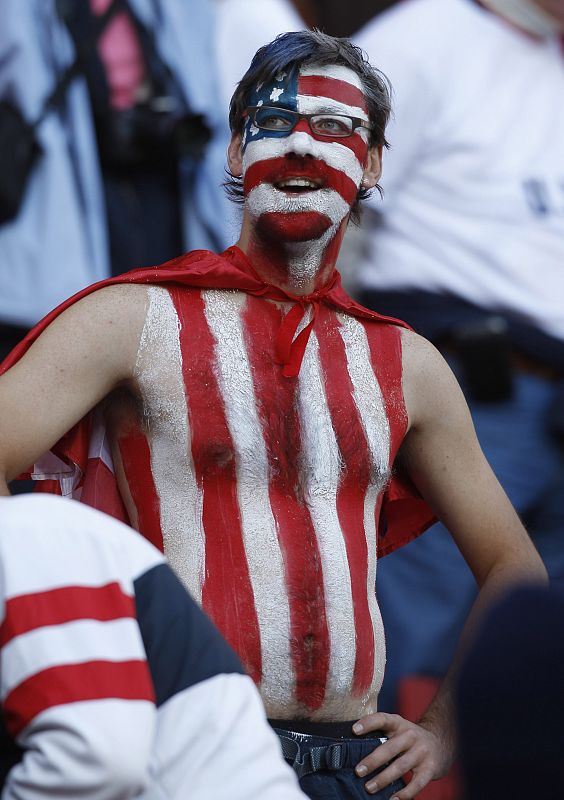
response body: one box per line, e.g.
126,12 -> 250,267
269,718 -> 373,739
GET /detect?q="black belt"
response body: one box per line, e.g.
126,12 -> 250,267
276,732 -> 346,778
269,719 -> 387,779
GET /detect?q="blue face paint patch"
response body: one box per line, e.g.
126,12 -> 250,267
242,65 -> 299,151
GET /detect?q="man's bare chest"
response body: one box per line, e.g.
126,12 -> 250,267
126,286 -> 394,492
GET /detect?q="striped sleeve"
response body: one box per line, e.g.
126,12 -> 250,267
0,496 -> 157,800
134,561 -> 308,800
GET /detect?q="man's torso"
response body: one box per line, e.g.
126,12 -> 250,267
108,285 -> 407,720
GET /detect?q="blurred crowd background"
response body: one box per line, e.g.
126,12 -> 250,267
1,2 -> 563,798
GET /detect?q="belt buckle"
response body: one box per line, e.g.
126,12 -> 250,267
325,742 -> 344,771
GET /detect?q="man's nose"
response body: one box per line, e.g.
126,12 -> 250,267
285,123 -> 320,158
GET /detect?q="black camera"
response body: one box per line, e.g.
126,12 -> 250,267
452,316 -> 514,403
95,96 -> 212,170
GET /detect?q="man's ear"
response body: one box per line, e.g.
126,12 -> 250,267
361,145 -> 383,189
227,133 -> 244,177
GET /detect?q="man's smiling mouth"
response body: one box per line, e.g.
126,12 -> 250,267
273,177 -> 324,194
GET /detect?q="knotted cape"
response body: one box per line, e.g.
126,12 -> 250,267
1,246 -> 435,556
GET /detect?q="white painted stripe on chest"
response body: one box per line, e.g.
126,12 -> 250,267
135,287 -> 204,601
338,314 -> 391,700
297,330 -> 356,704
339,315 -> 390,479
203,290 -> 294,707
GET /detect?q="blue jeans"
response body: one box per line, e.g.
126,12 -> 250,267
377,366 -> 564,712
276,731 -> 405,800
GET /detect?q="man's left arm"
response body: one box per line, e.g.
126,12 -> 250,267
353,330 -> 547,798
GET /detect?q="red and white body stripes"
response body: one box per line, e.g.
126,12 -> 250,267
115,285 -> 408,721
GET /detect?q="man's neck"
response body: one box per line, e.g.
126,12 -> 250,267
236,216 -> 347,297
479,0 -> 561,36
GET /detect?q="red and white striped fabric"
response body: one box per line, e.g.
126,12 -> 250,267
0,494 -> 309,800
114,283 -> 408,719
0,495 -> 157,798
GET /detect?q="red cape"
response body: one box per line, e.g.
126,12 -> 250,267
2,246 -> 435,557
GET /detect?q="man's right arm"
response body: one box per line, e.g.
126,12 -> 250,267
0,284 -> 149,494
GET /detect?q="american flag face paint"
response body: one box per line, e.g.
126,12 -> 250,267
240,64 -> 372,289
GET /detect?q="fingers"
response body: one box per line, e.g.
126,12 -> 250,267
355,726 -> 416,777
353,714 -> 441,798
363,751 -> 434,798
353,711 -> 402,736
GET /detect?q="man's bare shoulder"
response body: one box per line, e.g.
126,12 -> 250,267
3,283 -> 153,402
399,327 -> 450,378
33,283 -> 151,361
0,284 -> 155,486
62,283 -> 151,327
399,327 -> 468,432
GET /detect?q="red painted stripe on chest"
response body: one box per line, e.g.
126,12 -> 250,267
118,427 -> 164,552
362,323 -> 408,558
242,296 -> 329,710
315,306 -> 375,695
0,583 -> 135,648
170,288 -> 262,684
298,74 -> 368,114
363,323 -> 407,467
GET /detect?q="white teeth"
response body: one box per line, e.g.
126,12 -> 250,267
277,178 -> 319,189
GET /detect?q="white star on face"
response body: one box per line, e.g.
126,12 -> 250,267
270,87 -> 284,102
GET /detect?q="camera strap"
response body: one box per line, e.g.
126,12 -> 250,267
37,0 -> 127,128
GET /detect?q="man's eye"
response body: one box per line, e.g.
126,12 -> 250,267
259,114 -> 292,130
313,116 -> 352,134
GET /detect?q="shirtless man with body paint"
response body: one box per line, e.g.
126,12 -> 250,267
0,31 -> 547,800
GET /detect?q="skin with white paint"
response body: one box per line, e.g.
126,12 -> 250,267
116,286 -> 391,721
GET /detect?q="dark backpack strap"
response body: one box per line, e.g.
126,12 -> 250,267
38,0 -> 126,126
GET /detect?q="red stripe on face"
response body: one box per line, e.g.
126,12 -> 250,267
0,584 -> 136,648
257,211 -> 333,243
118,426 -> 164,552
333,131 -> 369,164
4,660 -> 155,737
244,157 -> 359,206
298,74 -> 368,115
171,288 -> 262,685
289,118 -> 369,162
242,296 -> 329,710
316,306 -> 375,695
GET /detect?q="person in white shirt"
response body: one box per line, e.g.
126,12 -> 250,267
0,494 -> 307,800
352,0 -> 564,714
